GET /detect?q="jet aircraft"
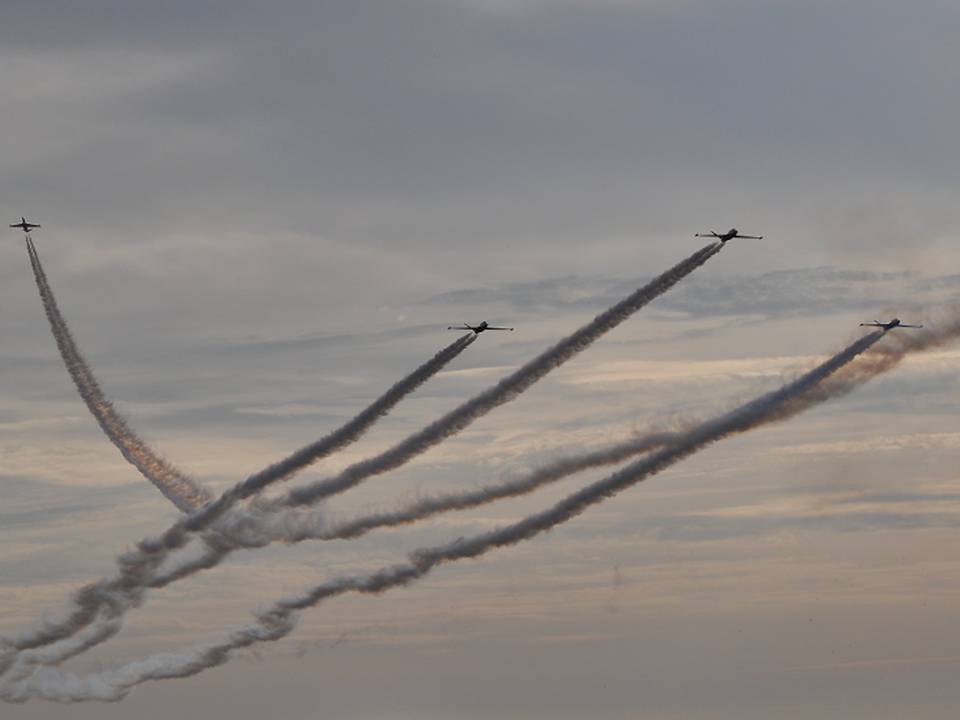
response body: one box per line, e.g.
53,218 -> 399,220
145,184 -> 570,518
695,228 -> 763,243
10,217 -> 40,233
859,318 -> 923,331
447,321 -> 514,334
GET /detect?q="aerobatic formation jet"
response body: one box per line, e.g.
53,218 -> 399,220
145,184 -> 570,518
10,216 -> 40,233
859,318 -> 924,331
447,321 -> 514,334
695,228 -> 763,243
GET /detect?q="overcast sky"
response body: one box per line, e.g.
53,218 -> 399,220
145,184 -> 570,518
2,2 -> 960,718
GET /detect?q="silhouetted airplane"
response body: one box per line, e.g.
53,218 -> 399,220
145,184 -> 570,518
10,217 -> 40,233
694,228 -> 763,243
859,318 -> 923,331
447,321 -> 514,334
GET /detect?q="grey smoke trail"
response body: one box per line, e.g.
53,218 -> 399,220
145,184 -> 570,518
289,431 -> 681,541
12,299 -> 960,687
0,330 -> 895,701
151,241 -> 723,567
277,242 -> 724,509
119,299 -> 960,590
149,430 -> 681,587
224,332 -> 477,493
0,242 -> 723,677
0,326 -> 477,670
24,237 -> 212,512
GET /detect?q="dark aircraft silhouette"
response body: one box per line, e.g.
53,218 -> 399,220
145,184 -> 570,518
859,318 -> 923,331
10,217 -> 40,233
447,321 -> 514,334
694,228 -> 763,243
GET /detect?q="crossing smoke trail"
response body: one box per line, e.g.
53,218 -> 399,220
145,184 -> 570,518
9,297 -> 960,691
0,242 -> 723,678
10,306 -> 960,699
0,429 -> 677,686
151,308 -> 960,583
24,237 -> 212,512
25,235 -> 476,510
0,330 -> 894,701
0,325 -> 477,669
138,242 -> 724,543
322,431 -> 677,540
149,430 -> 682,587
84,300 -> 960,593
275,242 -> 725,510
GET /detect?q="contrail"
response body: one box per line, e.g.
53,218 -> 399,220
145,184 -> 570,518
25,235 -> 476,510
8,295 -> 958,682
0,326 -> 477,668
217,330 -> 478,494
145,242 -> 724,537
276,242 -> 724,510
153,241 -> 724,558
9,300 -> 959,686
24,237 -> 212,512
0,242 -> 723,675
85,300 -> 957,593
149,430 -> 682,587
0,329 -> 907,701
0,429 -> 676,680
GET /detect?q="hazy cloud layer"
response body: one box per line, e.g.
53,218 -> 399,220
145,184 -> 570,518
2,1 -> 960,717
419,265 -> 941,319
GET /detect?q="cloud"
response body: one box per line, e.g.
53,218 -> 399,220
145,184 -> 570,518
1,3 -> 959,713
1,0 -> 958,272
418,266 -> 950,321
775,432 -> 960,456
625,508 -> 960,544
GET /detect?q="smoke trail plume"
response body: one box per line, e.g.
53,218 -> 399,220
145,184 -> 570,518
276,242 -> 724,509
0,242 -> 722,677
0,329 -> 902,701
152,242 -> 723,560
93,299 -> 960,594
24,237 -> 212,512
149,430 -> 681,587
25,234 -> 477,512
10,299 -> 960,687
0,327 -> 477,671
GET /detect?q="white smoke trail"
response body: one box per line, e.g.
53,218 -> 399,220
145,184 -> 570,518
25,237 -> 213,512
0,318 -> 476,667
0,329 -> 900,701
0,241 -> 725,671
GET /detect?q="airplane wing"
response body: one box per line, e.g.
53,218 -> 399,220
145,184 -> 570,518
447,324 -> 471,330
737,234 -> 763,239
694,232 -> 719,238
859,322 -> 883,327
485,326 -> 514,331
899,324 -> 924,328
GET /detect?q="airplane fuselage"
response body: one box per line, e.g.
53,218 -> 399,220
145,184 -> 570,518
10,217 -> 39,233
447,320 -> 513,333
695,227 -> 762,243
859,317 -> 922,331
